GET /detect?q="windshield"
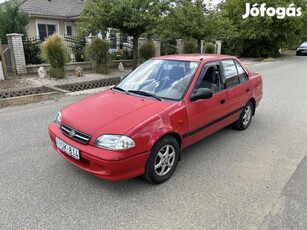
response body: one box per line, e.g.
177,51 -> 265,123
300,42 -> 307,48
116,59 -> 199,101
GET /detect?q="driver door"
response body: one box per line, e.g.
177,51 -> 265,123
184,62 -> 229,146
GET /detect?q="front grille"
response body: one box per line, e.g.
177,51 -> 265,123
61,124 -> 91,144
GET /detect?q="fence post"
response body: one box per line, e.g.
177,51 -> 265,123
215,40 -> 222,54
0,39 -> 7,80
153,39 -> 161,56
176,39 -> 184,54
7,33 -> 27,75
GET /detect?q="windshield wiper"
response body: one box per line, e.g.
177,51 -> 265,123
128,90 -> 164,101
112,86 -> 129,94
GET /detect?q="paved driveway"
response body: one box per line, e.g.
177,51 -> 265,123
1,56 -> 306,229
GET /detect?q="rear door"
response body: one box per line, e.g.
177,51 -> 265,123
184,62 -> 229,146
220,59 -> 252,121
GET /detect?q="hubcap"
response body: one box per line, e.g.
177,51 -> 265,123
242,105 -> 252,126
154,145 -> 175,176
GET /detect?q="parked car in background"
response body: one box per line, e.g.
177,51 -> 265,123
48,54 -> 263,184
296,41 -> 307,56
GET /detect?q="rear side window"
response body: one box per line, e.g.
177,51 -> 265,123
221,59 -> 239,88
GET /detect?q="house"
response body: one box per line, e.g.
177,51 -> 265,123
19,0 -> 84,41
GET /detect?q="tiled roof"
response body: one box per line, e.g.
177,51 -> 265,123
19,0 -> 84,18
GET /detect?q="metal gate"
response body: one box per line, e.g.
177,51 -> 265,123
2,45 -> 12,74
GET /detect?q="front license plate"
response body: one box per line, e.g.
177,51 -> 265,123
56,137 -> 80,160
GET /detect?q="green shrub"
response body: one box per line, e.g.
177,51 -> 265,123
85,38 -> 111,74
221,37 -> 243,56
40,34 -> 68,78
183,40 -> 196,53
122,48 -> 133,59
204,43 -> 216,54
23,38 -> 43,65
139,41 -> 156,61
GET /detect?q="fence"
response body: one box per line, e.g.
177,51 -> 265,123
63,36 -> 87,62
24,36 -> 87,64
1,45 -> 12,74
24,35 -> 135,64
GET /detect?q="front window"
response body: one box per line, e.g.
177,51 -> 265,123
116,59 -> 199,100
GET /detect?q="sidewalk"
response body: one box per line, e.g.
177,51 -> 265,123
0,69 -> 132,93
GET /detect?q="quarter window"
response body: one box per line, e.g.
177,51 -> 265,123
235,60 -> 249,82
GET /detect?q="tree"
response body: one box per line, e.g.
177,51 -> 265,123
221,0 -> 307,57
0,0 -> 29,43
78,0 -> 165,69
163,0 -> 234,52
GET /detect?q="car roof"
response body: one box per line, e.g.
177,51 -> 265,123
152,54 -> 236,62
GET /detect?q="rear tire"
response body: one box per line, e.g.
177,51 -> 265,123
233,101 -> 254,130
144,136 -> 180,184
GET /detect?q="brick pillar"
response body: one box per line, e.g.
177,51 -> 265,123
7,33 -> 27,75
153,39 -> 161,56
138,38 -> 147,48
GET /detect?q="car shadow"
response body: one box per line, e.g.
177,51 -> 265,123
58,122 -> 257,195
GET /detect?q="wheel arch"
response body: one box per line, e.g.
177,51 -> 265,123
152,132 -> 183,160
249,98 -> 256,115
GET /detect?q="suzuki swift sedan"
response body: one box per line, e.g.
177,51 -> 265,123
49,54 -> 263,184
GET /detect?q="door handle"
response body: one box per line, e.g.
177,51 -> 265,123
246,88 -> 250,93
220,99 -> 225,104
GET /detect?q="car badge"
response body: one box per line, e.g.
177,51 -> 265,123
69,129 -> 76,138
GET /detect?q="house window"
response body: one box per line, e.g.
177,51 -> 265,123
66,25 -> 72,36
38,24 -> 56,41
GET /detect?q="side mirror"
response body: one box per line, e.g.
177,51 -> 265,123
190,88 -> 213,101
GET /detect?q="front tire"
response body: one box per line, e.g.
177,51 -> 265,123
233,101 -> 254,130
144,136 -> 180,184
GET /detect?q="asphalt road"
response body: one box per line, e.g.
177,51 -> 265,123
1,56 -> 307,230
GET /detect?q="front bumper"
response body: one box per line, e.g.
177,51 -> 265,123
48,123 -> 150,181
296,50 -> 307,56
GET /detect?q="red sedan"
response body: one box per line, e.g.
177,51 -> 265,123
49,54 -> 263,184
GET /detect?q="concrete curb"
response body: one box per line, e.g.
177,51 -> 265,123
66,86 -> 113,96
0,83 -> 116,108
0,91 -> 63,108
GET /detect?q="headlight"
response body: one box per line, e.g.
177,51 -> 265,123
94,135 -> 135,150
54,111 -> 62,128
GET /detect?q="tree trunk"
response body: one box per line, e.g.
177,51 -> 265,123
196,39 -> 202,53
132,35 -> 139,70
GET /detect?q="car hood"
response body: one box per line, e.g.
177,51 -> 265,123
61,90 -> 173,138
